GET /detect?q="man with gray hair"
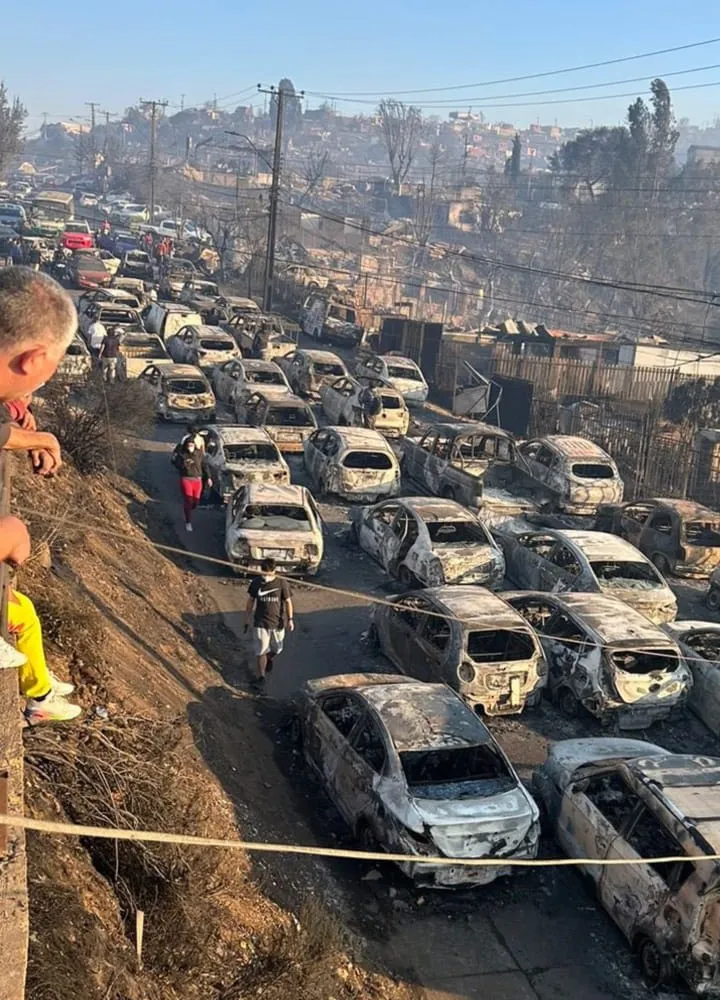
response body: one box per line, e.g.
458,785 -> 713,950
0,268 -> 76,475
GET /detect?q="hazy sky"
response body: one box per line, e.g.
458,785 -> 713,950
6,0 -> 720,133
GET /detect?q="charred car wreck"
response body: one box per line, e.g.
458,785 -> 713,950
295,674 -> 540,887
507,592 -> 691,728
534,739 -> 720,996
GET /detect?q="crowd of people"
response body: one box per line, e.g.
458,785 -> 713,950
0,266 -> 82,723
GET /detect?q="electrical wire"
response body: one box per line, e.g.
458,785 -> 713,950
305,36 -> 720,98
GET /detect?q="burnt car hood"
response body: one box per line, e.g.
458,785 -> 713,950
432,543 -> 503,578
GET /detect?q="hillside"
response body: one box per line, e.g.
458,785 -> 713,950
11,455 -> 415,1000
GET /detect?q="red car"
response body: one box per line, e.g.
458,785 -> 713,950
68,252 -> 110,289
61,222 -> 95,251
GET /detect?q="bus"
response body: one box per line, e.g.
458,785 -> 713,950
31,191 -> 74,233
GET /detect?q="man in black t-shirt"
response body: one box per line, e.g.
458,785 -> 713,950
245,558 -> 294,686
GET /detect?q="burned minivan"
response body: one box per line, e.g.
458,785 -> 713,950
294,674 -> 539,887
507,591 -> 691,727
533,739 -> 720,995
370,585 -> 546,715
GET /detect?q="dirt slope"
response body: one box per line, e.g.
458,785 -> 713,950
13,456 -> 415,1000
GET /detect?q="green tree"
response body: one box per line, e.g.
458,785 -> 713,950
0,82 -> 26,177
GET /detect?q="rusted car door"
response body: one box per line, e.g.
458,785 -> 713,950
558,771 -> 635,885
384,598 -> 430,674
385,509 -> 419,576
358,502 -> 399,563
336,716 -> 390,828
641,508 -> 677,567
305,694 -> 366,821
304,429 -> 330,484
405,429 -> 438,488
681,631 -> 720,735
618,502 -> 656,548
506,532 -> 556,588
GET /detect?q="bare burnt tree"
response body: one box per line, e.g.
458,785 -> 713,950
297,150 -> 331,207
413,140 -> 444,247
0,82 -> 26,177
377,99 -> 422,193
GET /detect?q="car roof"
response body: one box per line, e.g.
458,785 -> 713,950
421,585 -> 528,629
161,364 -> 206,377
158,303 -> 198,313
244,483 -> 308,504
241,359 -> 283,372
359,681 -> 492,752
663,620 -> 720,639
261,393 -> 308,408
299,349 -> 345,363
540,435 -> 613,460
194,326 -> 234,338
555,529 -> 648,562
509,590 -> 670,644
398,497 -> 479,521
647,498 -> 720,519
546,738 -> 668,776
428,421 -> 513,440
629,755 -> 720,854
330,427 -> 393,450
215,425 -> 274,446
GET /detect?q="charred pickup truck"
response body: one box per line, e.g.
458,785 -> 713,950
507,591 -> 691,727
293,674 -> 540,887
596,497 -> 720,579
533,739 -> 720,996
401,421 -> 522,511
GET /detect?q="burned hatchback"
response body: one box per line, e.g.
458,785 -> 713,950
370,586 -> 546,715
294,674 -> 539,887
533,740 -> 720,996
507,591 -> 691,728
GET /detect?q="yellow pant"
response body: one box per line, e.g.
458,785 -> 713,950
7,590 -> 52,699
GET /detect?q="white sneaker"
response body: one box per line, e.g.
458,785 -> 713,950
185,522 -> 193,532
0,637 -> 26,671
49,672 -> 75,697
25,691 -> 82,726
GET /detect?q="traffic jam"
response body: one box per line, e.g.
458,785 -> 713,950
30,190 -> 720,996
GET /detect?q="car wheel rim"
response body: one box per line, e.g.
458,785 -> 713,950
639,939 -> 667,989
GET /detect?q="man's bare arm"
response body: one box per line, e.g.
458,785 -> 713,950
285,597 -> 295,632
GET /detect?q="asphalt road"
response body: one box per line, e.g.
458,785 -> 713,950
136,405 -> 693,1000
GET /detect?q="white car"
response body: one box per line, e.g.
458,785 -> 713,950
303,426 -> 401,502
116,333 -> 170,379
210,358 -> 291,407
350,496 -> 505,588
56,337 -> 92,384
354,352 -> 428,404
320,375 -> 409,438
225,483 -> 323,575
166,325 -> 240,369
200,425 -> 290,501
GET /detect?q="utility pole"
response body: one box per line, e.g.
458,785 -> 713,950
86,102 -> 98,167
140,99 -> 168,224
258,83 -> 303,312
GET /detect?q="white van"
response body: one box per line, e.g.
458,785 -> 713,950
142,302 -> 203,341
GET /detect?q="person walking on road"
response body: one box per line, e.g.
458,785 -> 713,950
244,558 -> 294,689
171,435 -> 210,532
87,316 -> 107,362
99,325 -> 121,383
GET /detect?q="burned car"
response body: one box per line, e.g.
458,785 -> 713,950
495,525 -> 677,623
507,591 -> 691,727
225,483 -> 323,576
516,435 -> 623,514
533,739 -> 720,996
279,349 -> 349,398
662,621 -> 720,736
596,498 -> 720,578
138,362 -> 216,423
200,426 -> 290,501
304,427 -> 401,502
55,337 -> 92,384
294,674 -> 539,887
402,422 -> 520,511
239,392 -> 317,454
354,352 -> 429,404
320,375 -> 410,439
210,358 -> 291,408
166,324 -> 240,370
350,497 -> 505,588
369,586 -> 546,715
708,568 -> 720,610
116,333 -> 169,380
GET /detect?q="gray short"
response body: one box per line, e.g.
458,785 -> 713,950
252,627 -> 285,657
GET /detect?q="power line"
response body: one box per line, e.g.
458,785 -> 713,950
305,35 -> 720,97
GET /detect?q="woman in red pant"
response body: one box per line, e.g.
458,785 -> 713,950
172,437 -> 211,532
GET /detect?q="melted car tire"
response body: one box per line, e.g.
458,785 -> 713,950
398,564 -> 415,588
365,623 -> 380,653
651,552 -> 671,577
637,936 -> 671,990
555,686 -> 581,718
706,587 -> 720,611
